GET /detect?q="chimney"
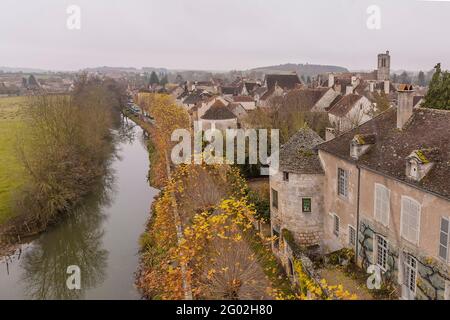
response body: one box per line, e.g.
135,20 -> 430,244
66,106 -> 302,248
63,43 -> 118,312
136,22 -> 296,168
384,80 -> 390,94
328,73 -> 335,88
369,82 -> 375,92
345,85 -> 354,95
397,84 -> 414,129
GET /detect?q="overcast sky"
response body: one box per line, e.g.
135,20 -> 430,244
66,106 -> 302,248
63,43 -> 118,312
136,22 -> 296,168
1,0 -> 449,72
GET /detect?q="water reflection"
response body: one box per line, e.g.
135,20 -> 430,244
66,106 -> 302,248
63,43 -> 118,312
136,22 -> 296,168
20,183 -> 112,299
117,116 -> 139,144
0,119 -> 155,300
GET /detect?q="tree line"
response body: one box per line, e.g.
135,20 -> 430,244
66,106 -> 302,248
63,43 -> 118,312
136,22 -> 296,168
4,74 -> 127,238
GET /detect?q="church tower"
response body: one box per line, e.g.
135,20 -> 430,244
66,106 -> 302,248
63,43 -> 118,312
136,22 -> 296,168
377,50 -> 390,81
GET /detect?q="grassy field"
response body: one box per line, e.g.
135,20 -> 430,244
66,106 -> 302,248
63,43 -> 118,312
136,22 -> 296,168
0,96 -> 28,224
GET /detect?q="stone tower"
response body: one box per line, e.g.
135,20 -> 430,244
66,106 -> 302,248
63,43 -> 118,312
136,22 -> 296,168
377,50 -> 390,81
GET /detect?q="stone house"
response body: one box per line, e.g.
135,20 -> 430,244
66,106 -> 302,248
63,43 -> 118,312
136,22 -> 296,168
258,84 -> 285,108
326,93 -> 374,133
316,85 -> 450,300
270,84 -> 450,300
198,99 -> 238,131
226,102 -> 247,121
283,87 -> 340,113
195,96 -> 228,119
257,73 -> 302,107
270,128 -> 325,273
227,95 -> 257,111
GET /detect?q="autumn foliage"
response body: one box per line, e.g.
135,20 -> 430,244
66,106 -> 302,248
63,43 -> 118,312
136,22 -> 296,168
136,93 -> 357,300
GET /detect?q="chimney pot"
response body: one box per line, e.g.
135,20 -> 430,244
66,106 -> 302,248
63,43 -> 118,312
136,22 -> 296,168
397,84 -> 415,130
328,73 -> 335,88
345,85 -> 354,95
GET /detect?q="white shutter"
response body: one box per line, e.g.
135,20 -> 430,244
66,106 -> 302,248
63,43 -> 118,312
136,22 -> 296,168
401,197 -> 421,244
374,184 -> 390,226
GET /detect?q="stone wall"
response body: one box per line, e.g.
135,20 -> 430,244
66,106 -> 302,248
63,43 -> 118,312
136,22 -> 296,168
270,171 -> 325,247
359,218 -> 450,300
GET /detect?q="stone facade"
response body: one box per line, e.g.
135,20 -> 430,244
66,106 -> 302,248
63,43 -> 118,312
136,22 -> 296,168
270,170 -> 324,247
319,149 -> 450,299
311,88 -> 340,112
359,218 -> 450,300
328,95 -> 374,133
377,51 -> 390,81
319,150 -> 359,252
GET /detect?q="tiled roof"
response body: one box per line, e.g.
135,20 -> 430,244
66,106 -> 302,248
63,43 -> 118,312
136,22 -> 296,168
260,88 -> 275,101
244,82 -> 258,93
279,127 -> 325,174
221,86 -> 239,95
318,108 -> 450,199
254,86 -> 268,97
183,95 -> 202,105
232,95 -> 255,102
326,94 -> 363,117
413,95 -> 424,107
265,73 -> 301,91
283,88 -> 329,112
201,101 -> 237,120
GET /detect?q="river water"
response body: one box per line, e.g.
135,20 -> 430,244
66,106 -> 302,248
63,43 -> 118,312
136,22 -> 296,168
0,119 -> 158,299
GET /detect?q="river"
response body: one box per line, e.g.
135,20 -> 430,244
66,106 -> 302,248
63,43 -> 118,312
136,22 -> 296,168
0,119 -> 158,299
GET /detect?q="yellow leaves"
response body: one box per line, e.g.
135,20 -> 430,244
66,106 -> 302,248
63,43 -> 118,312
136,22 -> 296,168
207,268 -> 216,280
283,259 -> 358,301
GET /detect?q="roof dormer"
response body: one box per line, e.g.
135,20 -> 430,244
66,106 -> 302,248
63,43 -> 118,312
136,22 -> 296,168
405,148 -> 439,182
350,134 -> 376,160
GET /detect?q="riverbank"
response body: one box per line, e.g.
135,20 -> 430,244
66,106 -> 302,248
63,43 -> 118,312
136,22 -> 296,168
0,96 -> 28,225
1,78 -> 127,253
131,94 -> 293,299
0,120 -> 158,299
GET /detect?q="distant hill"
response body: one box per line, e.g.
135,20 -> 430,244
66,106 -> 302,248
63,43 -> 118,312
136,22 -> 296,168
248,63 -> 349,78
0,66 -> 50,73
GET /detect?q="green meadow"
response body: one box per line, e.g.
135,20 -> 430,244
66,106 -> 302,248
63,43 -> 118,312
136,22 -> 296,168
0,96 -> 28,224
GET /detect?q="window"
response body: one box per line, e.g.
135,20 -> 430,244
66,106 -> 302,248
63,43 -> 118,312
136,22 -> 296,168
349,225 -> 356,247
283,171 -> 289,182
375,235 -> 388,271
439,217 -> 449,262
374,184 -> 390,227
404,254 -> 417,296
302,198 -> 311,213
337,168 -> 348,198
271,188 -> 278,209
272,228 -> 280,250
401,197 -> 421,244
333,214 -> 340,237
